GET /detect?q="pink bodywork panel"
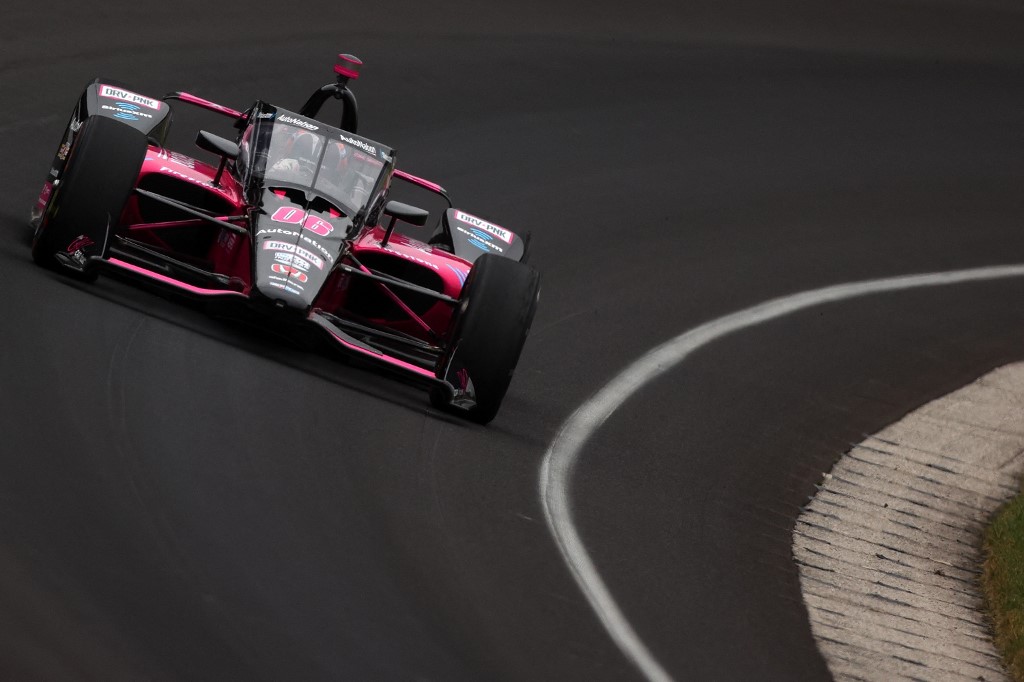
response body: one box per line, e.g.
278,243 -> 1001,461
352,226 -> 470,298
173,92 -> 245,119
393,169 -> 446,194
108,258 -> 247,298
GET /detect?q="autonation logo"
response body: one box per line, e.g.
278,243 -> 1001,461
340,134 -> 377,156
279,115 -> 318,131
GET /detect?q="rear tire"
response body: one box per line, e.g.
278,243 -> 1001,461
434,254 -> 540,424
32,115 -> 147,276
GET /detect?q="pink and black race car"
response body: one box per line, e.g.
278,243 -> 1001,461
29,54 -> 540,424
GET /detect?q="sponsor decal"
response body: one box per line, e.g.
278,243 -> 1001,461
262,240 -> 325,269
278,114 -> 318,131
36,181 -> 53,209
256,112 -> 275,119
57,142 -> 70,161
258,226 -> 297,237
268,275 -> 304,292
99,85 -> 161,110
271,263 -> 309,283
273,251 -> 310,271
270,206 -> 334,237
168,151 -> 195,169
382,246 -> 440,271
101,103 -> 154,121
257,228 -> 334,263
69,118 -> 82,133
456,225 -> 504,253
66,235 -> 94,254
339,133 -> 377,156
159,165 -> 211,188
391,233 -> 433,253
454,210 -> 513,244
454,367 -> 471,392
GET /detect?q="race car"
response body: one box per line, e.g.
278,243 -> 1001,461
29,54 -> 541,424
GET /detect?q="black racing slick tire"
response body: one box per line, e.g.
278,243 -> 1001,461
32,115 -> 147,275
433,253 -> 541,424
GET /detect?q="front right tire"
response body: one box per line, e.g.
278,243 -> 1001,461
434,253 -> 541,424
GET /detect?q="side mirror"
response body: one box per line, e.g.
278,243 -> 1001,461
380,200 -> 430,247
195,130 -> 240,160
383,200 -> 429,226
195,131 -> 240,188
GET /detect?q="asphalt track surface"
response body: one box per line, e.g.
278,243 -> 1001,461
3,2 -> 1024,680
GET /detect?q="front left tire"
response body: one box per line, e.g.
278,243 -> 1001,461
32,115 -> 147,277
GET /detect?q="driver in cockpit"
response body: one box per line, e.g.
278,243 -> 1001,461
316,141 -> 374,210
268,127 -> 321,184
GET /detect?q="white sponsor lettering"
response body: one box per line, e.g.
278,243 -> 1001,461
258,227 -> 297,237
101,104 -> 155,119
274,251 -> 311,271
456,225 -> 505,252
257,228 -> 334,262
266,281 -> 302,295
454,210 -> 513,243
278,115 -> 319,131
159,165 -> 211,188
168,151 -> 195,168
339,134 -> 377,156
382,247 -> 440,271
99,85 -> 161,110
269,273 -> 305,289
262,240 -> 324,269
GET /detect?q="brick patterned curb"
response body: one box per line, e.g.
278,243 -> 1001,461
794,363 -> 1024,681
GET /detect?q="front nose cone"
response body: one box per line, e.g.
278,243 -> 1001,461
256,279 -> 312,314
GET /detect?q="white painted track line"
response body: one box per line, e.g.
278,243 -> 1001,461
540,264 -> 1024,682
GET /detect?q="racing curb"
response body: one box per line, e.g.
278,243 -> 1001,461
794,362 -> 1024,681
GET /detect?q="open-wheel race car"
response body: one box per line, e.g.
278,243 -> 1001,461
30,54 -> 540,424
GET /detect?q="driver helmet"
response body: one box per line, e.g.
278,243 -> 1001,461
323,141 -> 348,171
290,133 -> 319,176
